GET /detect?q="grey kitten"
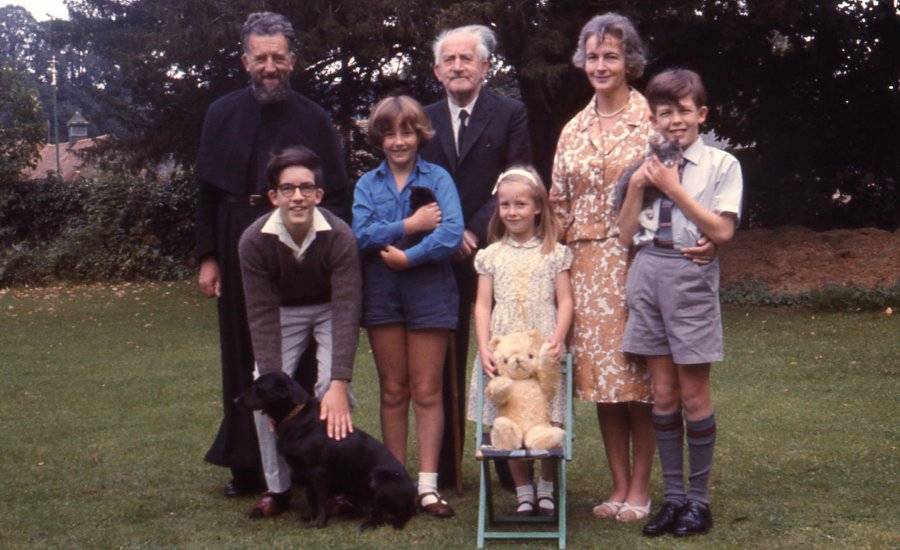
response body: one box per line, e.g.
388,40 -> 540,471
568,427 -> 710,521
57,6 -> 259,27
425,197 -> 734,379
614,139 -> 683,212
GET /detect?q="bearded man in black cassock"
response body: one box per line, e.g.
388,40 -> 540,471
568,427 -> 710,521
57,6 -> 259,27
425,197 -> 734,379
194,12 -> 350,500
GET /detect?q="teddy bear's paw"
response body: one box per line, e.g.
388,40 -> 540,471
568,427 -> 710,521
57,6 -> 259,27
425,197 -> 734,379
525,426 -> 566,451
490,417 -> 524,450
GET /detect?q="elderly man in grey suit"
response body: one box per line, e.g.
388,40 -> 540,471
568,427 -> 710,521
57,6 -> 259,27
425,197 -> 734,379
420,24 -> 532,491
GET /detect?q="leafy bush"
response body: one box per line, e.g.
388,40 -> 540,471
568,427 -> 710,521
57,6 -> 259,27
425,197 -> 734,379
805,282 -> 900,313
0,170 -> 195,286
721,280 -> 899,312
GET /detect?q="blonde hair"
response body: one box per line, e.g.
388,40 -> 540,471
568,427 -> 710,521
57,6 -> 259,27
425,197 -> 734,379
487,165 -> 560,254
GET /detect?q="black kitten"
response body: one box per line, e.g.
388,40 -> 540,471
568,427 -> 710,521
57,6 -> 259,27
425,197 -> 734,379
615,139 -> 683,212
394,186 -> 437,250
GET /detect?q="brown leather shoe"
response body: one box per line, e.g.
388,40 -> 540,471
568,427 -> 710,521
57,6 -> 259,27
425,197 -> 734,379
246,492 -> 289,519
417,491 -> 455,518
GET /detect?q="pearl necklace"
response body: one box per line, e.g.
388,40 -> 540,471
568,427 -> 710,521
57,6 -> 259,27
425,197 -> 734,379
597,104 -> 626,118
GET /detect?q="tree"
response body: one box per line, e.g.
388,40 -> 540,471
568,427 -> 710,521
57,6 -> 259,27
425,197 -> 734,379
0,64 -> 44,183
58,0 -> 900,229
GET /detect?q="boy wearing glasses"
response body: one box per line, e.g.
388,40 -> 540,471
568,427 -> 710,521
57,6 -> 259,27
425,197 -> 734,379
238,145 -> 362,518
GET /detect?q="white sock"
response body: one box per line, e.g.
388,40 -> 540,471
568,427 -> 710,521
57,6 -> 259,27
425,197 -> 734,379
418,472 -> 440,506
537,478 -> 554,510
516,484 -> 534,507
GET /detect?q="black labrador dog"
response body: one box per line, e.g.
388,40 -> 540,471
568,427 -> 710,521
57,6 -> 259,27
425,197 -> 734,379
235,372 -> 416,530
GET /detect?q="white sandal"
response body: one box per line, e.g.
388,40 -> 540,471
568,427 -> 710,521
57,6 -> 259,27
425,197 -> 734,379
592,500 -> 624,519
616,500 -> 651,523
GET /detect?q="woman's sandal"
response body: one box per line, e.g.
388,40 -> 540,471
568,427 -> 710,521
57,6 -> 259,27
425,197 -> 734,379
535,495 -> 556,517
616,500 -> 651,523
592,500 -> 624,519
417,491 -> 455,518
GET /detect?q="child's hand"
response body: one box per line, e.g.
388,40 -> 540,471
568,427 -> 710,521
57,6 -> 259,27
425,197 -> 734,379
405,203 -> 442,234
480,350 -> 497,379
380,245 -> 410,270
545,338 -> 564,361
628,163 -> 649,190
644,155 -> 680,196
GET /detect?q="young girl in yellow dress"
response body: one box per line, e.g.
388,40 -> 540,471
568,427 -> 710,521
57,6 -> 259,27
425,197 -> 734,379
466,166 -> 574,516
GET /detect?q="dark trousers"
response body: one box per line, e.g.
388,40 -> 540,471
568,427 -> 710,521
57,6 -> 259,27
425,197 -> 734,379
438,259 -> 476,488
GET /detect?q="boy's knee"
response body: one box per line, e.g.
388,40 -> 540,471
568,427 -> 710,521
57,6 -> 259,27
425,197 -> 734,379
681,393 -> 712,417
651,382 -> 680,411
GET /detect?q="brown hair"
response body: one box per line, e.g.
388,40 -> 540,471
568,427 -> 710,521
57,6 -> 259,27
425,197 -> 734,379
487,166 -> 560,254
645,68 -> 708,111
571,13 -> 647,82
367,95 -> 435,148
265,145 -> 322,190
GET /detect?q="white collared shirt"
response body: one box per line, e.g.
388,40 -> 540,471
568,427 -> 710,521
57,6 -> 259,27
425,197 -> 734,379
448,95 -> 479,152
634,137 -> 743,250
261,207 -> 332,261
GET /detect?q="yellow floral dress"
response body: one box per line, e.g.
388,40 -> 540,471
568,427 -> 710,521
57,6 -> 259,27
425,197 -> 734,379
550,89 -> 653,404
466,237 -> 573,424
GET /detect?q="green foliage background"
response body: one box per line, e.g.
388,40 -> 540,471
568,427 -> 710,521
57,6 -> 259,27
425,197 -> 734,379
0,172 -> 195,286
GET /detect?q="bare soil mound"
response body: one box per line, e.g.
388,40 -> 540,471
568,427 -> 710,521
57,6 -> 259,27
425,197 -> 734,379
720,226 -> 900,293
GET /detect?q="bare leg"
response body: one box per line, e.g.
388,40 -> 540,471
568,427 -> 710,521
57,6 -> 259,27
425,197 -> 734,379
619,401 -> 655,519
597,402 -> 631,505
368,324 -> 410,465
407,328 -> 448,473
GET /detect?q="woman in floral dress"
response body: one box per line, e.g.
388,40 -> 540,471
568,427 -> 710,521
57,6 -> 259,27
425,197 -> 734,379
549,13 -> 656,523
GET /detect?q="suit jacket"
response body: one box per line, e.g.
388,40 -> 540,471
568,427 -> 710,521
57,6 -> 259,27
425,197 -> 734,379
421,90 -> 532,244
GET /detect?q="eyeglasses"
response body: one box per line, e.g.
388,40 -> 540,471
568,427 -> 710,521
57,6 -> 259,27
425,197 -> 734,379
277,183 -> 318,198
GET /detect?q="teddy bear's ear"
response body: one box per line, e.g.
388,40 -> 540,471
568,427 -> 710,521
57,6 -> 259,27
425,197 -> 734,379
527,330 -> 542,347
489,335 -> 503,352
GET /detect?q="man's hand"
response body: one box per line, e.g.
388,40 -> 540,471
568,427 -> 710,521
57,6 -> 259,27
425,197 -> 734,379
319,380 -> 353,440
198,257 -> 221,298
404,203 -> 442,235
380,245 -> 411,270
681,235 -> 718,265
452,229 -> 479,262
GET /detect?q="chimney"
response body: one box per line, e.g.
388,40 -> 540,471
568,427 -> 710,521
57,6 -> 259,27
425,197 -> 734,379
67,111 -> 89,146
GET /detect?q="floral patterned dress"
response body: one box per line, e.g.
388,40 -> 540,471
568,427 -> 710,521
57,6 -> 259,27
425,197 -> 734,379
466,237 -> 573,424
549,89 -> 654,404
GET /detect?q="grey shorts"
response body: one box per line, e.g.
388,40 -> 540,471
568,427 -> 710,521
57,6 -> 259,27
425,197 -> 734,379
622,246 -> 723,365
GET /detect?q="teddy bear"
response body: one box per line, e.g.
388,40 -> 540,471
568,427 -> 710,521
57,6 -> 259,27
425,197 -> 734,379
485,330 -> 566,451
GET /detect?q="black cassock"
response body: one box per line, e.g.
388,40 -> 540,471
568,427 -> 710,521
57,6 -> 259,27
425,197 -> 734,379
194,88 -> 350,469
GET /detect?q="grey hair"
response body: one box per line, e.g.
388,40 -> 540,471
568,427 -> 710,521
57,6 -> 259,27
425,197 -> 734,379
571,13 -> 647,81
432,25 -> 497,65
241,12 -> 295,54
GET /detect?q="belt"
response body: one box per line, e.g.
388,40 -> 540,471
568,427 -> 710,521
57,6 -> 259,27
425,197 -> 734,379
222,193 -> 266,206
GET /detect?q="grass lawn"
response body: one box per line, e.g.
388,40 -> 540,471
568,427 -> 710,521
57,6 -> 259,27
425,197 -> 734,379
1,281 -> 897,549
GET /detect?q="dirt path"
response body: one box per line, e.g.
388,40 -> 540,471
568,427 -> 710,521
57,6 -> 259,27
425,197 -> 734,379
720,226 -> 900,293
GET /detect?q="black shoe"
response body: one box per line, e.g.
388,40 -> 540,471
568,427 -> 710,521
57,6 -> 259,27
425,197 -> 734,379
224,478 -> 265,498
642,501 -> 684,536
673,500 -> 713,536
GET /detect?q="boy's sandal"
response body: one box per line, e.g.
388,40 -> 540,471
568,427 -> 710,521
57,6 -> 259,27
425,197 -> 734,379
616,500 -> 651,523
536,495 -> 556,517
592,500 -> 624,519
417,491 -> 455,518
515,499 -> 535,516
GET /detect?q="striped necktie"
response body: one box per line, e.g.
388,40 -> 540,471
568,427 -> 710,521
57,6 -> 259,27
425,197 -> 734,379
653,158 -> 687,248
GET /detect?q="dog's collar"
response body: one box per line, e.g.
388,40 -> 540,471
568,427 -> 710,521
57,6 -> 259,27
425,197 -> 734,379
278,403 -> 305,426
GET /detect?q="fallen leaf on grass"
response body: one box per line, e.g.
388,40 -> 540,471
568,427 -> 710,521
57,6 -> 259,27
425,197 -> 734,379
90,450 -> 103,466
